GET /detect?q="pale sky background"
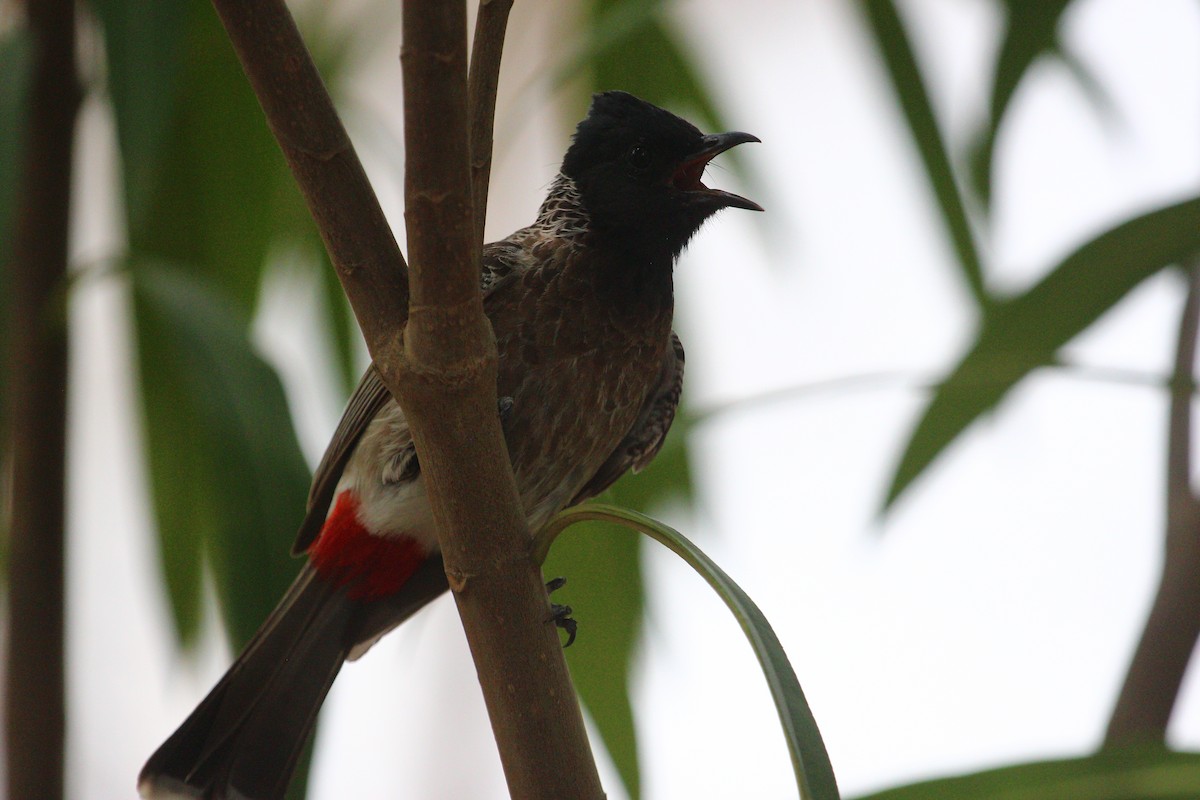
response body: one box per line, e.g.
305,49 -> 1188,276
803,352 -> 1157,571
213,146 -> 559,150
48,0 -> 1200,797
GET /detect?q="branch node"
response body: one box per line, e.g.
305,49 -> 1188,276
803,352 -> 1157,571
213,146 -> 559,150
399,351 -> 491,391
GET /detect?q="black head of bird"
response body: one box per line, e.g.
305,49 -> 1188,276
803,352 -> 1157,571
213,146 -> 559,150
561,90 -> 762,259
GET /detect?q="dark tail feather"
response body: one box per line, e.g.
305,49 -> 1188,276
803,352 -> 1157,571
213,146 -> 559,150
138,566 -> 353,800
139,556 -> 450,800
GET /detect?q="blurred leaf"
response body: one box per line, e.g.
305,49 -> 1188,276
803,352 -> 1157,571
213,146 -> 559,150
886,195 -> 1200,509
133,263 -> 310,647
1055,45 -> 1119,132
609,414 -> 694,510
859,0 -> 989,310
969,0 -> 1072,206
119,0 -> 301,644
128,0 -> 292,317
0,28 -> 32,449
92,0 -> 188,231
295,0 -> 396,95
543,423 -> 693,800
579,0 -> 721,130
271,171 -> 361,394
856,746 -> 1200,800
538,505 -> 841,800
543,522 -> 643,797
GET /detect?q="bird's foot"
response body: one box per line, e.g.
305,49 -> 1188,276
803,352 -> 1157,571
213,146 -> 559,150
546,577 -> 577,648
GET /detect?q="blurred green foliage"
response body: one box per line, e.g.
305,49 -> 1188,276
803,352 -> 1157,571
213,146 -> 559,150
4,0 -> 1197,797
857,746 -> 1200,800
859,0 -> 1200,512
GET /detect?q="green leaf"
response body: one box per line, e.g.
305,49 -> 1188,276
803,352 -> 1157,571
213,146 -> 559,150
542,426 -> 692,800
135,283 -> 209,644
859,0 -> 989,309
133,263 -> 310,647
609,415 -> 693,510
969,0 -> 1073,207
580,0 -> 721,130
886,195 -> 1200,509
128,0 -> 292,317
856,746 -> 1200,800
92,0 -> 189,231
543,522 -> 643,798
538,505 -> 841,800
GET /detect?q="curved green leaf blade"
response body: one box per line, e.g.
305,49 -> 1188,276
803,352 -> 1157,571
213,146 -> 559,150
886,195 -> 1200,509
133,263 -> 310,647
856,746 -> 1200,800
538,504 -> 841,800
859,0 -> 988,309
542,429 -> 693,800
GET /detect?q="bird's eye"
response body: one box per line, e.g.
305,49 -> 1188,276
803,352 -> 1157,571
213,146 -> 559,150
627,144 -> 651,172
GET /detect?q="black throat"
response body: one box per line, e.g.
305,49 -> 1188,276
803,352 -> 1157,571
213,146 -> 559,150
536,174 -> 677,321
588,231 -> 676,320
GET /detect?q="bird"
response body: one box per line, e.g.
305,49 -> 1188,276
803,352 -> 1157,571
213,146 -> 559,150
138,90 -> 760,800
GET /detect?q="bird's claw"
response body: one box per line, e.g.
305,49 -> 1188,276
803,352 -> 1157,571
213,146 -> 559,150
550,603 -> 577,648
546,577 -> 576,647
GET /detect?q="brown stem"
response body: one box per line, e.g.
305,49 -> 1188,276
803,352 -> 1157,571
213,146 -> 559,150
1105,260 -> 1200,746
468,0 -> 513,249
394,2 -> 604,797
4,0 -> 80,798
208,0 -> 409,353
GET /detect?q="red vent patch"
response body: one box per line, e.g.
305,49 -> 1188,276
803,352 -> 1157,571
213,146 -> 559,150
309,491 -> 426,600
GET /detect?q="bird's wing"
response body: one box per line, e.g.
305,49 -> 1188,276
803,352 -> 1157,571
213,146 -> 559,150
291,239 -> 534,555
292,365 -> 393,554
568,331 -> 685,506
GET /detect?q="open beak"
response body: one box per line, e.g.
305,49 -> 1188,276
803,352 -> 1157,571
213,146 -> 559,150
672,131 -> 763,211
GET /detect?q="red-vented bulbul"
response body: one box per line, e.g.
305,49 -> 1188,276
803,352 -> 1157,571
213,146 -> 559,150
139,90 -> 760,800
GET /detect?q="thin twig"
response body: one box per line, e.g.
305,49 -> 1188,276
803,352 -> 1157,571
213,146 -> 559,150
1105,260 -> 1200,746
688,361 -> 1197,427
4,0 -> 80,797
468,0 -> 514,249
